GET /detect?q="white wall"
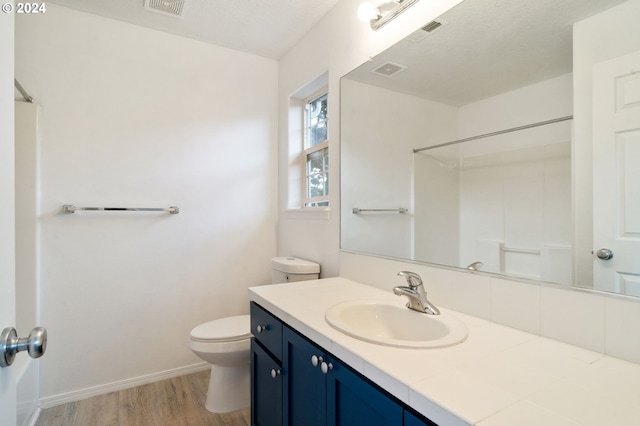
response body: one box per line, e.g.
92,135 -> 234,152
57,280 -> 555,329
341,79 -> 458,260
414,152 -> 460,265
15,4 -> 278,402
15,102 -> 39,337
15,102 -> 40,426
277,0 -> 463,276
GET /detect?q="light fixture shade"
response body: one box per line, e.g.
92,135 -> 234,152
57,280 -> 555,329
357,2 -> 380,22
361,0 -> 421,31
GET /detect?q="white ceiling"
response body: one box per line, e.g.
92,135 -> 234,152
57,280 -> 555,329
344,0 -> 627,106
46,0 -> 342,59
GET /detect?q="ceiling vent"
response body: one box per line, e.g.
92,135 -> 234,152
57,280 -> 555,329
144,0 -> 186,18
370,61 -> 407,78
405,19 -> 448,43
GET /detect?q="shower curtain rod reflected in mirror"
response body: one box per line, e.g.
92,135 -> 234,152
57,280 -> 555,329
413,115 -> 573,154
14,79 -> 34,103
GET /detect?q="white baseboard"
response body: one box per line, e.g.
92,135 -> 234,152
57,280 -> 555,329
24,408 -> 40,426
38,362 -> 210,409
18,400 -> 40,426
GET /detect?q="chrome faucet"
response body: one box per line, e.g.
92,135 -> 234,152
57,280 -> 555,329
393,271 -> 440,315
466,261 -> 483,271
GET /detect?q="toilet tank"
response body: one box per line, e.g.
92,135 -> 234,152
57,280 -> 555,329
272,257 -> 320,283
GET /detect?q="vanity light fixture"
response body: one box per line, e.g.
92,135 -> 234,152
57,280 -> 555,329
357,0 -> 421,30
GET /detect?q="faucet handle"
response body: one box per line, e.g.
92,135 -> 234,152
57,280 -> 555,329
397,271 -> 423,288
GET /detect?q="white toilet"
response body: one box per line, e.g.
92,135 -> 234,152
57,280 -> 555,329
188,256 -> 320,413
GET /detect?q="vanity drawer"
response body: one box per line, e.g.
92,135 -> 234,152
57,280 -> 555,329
250,302 -> 283,360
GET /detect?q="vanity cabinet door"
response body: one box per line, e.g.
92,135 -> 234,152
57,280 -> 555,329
251,302 -> 283,360
283,327 -> 326,426
282,325 -> 405,426
404,409 -> 437,426
325,355 -> 403,426
251,339 -> 283,426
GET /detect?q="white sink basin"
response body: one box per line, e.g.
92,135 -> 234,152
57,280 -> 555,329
325,299 -> 468,348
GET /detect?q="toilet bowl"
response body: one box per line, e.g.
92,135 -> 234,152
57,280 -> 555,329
188,256 -> 320,413
188,315 -> 251,413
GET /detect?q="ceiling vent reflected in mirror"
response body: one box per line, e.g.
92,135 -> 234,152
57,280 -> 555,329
406,19 -> 448,43
370,61 -> 408,78
144,0 -> 186,18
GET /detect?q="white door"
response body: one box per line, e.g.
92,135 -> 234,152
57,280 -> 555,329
0,211 -> 17,424
1,11 -> 17,425
593,50 -> 640,296
0,96 -> 17,424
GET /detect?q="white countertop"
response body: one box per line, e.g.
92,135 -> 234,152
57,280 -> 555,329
249,277 -> 640,426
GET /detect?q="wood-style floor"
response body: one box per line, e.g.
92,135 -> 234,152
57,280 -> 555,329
35,370 -> 251,426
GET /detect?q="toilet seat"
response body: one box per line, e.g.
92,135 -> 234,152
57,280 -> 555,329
190,315 -> 250,343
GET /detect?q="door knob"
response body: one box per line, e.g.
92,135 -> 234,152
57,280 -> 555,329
0,327 -> 47,367
596,248 -> 614,260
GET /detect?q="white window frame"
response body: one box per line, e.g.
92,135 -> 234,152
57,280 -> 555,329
303,140 -> 329,207
303,89 -> 329,208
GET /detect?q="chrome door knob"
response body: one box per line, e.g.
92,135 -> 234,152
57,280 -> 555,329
596,248 -> 614,260
270,368 -> 281,379
0,326 -> 47,368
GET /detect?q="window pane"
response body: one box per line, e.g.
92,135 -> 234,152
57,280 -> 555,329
303,91 -> 329,207
306,146 -> 328,202
307,150 -> 324,175
305,93 -> 328,148
307,172 -> 328,198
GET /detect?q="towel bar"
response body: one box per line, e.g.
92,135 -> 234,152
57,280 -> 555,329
62,205 -> 179,214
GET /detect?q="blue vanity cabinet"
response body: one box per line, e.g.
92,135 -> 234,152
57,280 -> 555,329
282,326 -> 327,426
251,302 -> 283,359
251,302 -> 437,426
405,409 -> 437,426
251,339 -> 283,426
325,352 -> 404,426
283,325 -> 404,426
251,302 -> 284,426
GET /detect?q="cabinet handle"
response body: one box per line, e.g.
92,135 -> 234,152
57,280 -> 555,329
311,355 -> 324,367
256,324 -> 268,333
320,361 -> 333,375
270,368 -> 281,379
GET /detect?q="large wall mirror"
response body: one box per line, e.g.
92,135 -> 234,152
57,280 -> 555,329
341,0 -> 640,296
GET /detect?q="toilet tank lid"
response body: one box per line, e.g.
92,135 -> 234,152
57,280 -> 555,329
272,257 -> 320,274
